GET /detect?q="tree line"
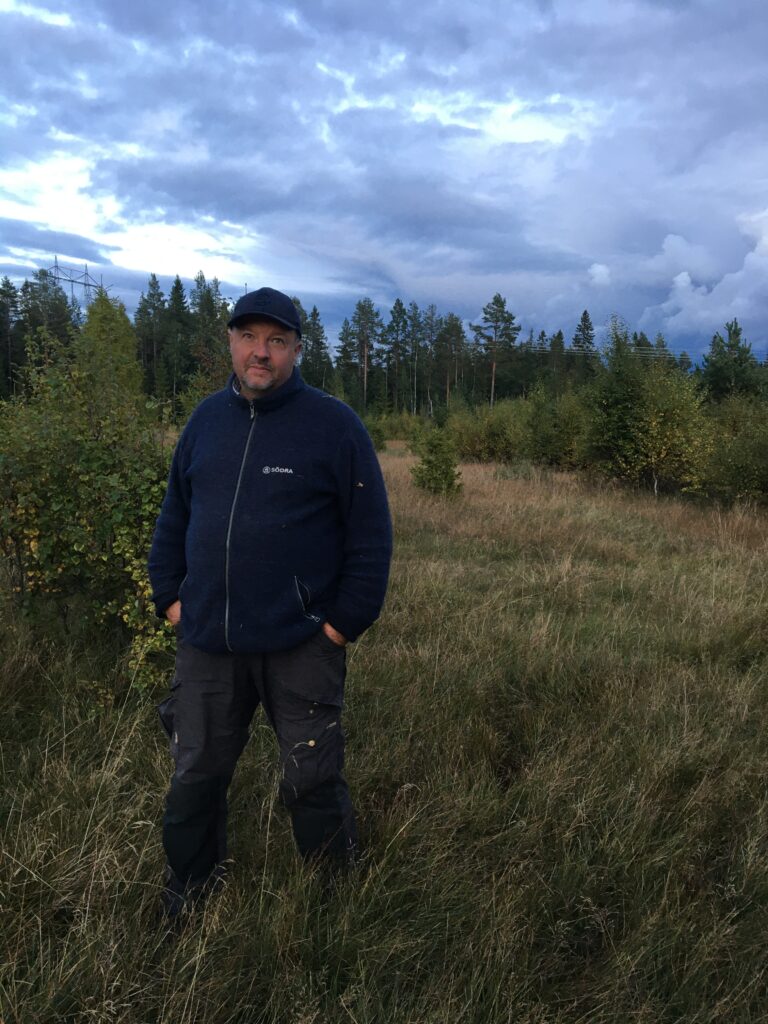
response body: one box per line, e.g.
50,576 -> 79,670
4,267 -> 765,415
2,266 -> 767,504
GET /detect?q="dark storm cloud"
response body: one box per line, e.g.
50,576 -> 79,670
2,0 -> 767,350
0,217 -> 117,263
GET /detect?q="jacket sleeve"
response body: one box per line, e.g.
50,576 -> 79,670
148,431 -> 192,618
324,419 -> 393,642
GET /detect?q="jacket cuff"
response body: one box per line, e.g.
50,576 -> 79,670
324,606 -> 374,644
152,590 -> 179,621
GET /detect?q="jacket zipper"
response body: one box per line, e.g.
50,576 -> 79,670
224,401 -> 257,651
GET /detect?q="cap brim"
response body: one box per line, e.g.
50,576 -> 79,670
227,313 -> 301,337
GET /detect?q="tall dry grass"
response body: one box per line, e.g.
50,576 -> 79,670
2,447 -> 767,1022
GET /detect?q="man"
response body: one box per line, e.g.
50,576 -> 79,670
149,286 -> 392,920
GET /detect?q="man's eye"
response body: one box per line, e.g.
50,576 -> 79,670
270,337 -> 287,348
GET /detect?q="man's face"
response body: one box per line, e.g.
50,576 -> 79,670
228,317 -> 302,399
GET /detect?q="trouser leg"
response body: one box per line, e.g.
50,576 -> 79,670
263,631 -> 357,865
163,775 -> 231,887
161,643 -> 257,892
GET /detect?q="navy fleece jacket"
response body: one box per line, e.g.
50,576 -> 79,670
148,369 -> 392,654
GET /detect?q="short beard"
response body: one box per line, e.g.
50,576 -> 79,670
239,368 -> 276,394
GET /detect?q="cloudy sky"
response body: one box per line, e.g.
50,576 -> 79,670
1,0 -> 766,354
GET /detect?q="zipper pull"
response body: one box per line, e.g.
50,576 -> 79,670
250,402 -> 255,420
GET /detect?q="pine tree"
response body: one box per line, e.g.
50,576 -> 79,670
433,312 -> 466,407
349,298 -> 384,412
382,298 -> 408,411
419,304 -> 440,415
470,293 -> 520,407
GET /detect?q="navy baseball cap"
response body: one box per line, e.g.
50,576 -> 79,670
227,287 -> 302,337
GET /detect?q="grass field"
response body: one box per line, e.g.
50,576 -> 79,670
2,446 -> 768,1023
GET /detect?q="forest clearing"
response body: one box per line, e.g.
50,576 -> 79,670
2,447 -> 767,1023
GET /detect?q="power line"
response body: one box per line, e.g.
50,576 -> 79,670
45,256 -> 107,306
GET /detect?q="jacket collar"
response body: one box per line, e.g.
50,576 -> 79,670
228,367 -> 306,412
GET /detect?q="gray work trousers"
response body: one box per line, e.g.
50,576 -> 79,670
159,630 -> 356,891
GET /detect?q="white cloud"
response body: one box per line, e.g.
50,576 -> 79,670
409,90 -> 603,146
316,62 -> 397,115
0,152 -> 244,281
0,0 -> 71,26
642,233 -> 720,284
589,262 -> 611,286
640,210 -> 768,341
0,102 -> 37,127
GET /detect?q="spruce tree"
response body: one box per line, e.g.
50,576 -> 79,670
162,276 -> 193,407
301,305 -> 334,390
701,319 -> 761,401
290,296 -> 309,337
572,309 -> 595,353
17,270 -> 74,346
334,317 -> 360,408
0,276 -> 20,397
571,309 -> 597,383
134,273 -> 166,395
585,315 -> 645,479
77,289 -> 143,402
190,271 -> 229,388
547,330 -> 566,391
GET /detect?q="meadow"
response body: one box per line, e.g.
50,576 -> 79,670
1,445 -> 767,1023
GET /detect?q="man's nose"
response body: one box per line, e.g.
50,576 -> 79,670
249,337 -> 271,358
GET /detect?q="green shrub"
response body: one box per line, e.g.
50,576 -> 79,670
553,388 -> 592,468
364,418 -> 387,452
0,294 -> 175,691
585,330 -> 711,493
447,399 -> 531,462
704,397 -> 768,503
368,409 -> 422,441
410,429 -> 462,496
